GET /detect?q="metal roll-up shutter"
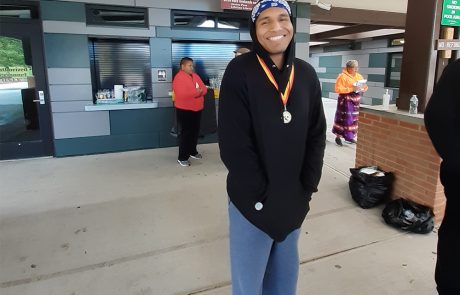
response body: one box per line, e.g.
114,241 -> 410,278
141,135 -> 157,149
172,42 -> 243,84
89,39 -> 152,97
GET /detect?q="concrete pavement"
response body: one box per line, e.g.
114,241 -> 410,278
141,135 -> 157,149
0,99 -> 438,295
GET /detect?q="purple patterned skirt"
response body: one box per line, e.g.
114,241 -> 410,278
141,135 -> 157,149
332,92 -> 361,142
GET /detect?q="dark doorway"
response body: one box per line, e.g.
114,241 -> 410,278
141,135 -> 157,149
0,1 -> 54,159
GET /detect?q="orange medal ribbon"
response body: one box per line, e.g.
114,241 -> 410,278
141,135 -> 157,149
256,54 -> 295,123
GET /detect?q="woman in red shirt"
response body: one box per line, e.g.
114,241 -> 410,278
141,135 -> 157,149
172,57 -> 207,166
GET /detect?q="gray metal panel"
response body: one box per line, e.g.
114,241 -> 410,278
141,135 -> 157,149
42,21 -> 155,37
152,82 -> 172,98
86,26 -> 154,38
51,101 -> 91,113
296,43 -> 309,62
136,0 -> 220,11
150,38 -> 172,67
52,111 -> 110,139
47,68 -> 91,85
172,42 -> 236,83
44,33 -> 90,68
295,33 -> 309,43
240,32 -> 251,41
148,8 -> 171,26
157,97 -> 174,108
362,39 -> 390,50
85,102 -> 158,111
42,20 -> 87,34
156,27 -> 239,41
296,18 -> 310,34
49,84 -> 93,102
41,1 -> 86,22
60,0 -> 135,5
151,68 -> 172,83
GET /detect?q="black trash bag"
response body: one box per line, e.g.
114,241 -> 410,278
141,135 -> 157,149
349,166 -> 394,208
382,198 -> 434,234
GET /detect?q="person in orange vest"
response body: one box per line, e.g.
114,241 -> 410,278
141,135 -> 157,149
332,60 -> 368,146
172,57 -> 207,166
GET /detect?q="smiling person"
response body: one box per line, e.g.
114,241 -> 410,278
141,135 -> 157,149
218,0 -> 326,294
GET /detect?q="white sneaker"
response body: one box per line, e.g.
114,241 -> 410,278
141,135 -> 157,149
190,153 -> 202,160
177,159 -> 190,167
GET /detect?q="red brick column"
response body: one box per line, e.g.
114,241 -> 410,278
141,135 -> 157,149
356,107 -> 446,223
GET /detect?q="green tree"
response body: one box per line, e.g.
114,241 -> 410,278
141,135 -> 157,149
0,37 -> 26,67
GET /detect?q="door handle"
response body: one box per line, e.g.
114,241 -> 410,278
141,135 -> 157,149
33,91 -> 45,104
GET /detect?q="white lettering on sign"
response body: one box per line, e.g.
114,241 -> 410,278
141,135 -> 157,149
221,0 -> 258,11
437,39 -> 460,50
442,0 -> 460,26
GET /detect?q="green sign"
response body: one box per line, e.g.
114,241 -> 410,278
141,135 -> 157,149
442,0 -> 460,26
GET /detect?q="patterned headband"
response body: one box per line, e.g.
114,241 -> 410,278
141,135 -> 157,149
251,0 -> 292,22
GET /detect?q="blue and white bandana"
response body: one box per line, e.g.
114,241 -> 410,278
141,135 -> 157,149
251,0 -> 292,22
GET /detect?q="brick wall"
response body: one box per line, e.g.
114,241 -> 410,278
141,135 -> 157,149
356,109 -> 446,223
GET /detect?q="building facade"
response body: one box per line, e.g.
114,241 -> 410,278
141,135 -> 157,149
0,0 -> 312,159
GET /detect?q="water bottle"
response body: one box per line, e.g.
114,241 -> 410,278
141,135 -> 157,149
382,89 -> 390,110
409,95 -> 418,114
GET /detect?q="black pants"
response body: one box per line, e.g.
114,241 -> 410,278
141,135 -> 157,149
176,108 -> 202,161
436,188 -> 460,295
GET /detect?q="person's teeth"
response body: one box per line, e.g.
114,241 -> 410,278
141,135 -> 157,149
269,36 -> 283,41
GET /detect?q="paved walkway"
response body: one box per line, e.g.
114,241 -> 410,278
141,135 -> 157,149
0,99 -> 438,295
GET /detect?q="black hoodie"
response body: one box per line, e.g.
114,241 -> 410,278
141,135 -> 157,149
218,12 -> 326,241
425,59 -> 460,199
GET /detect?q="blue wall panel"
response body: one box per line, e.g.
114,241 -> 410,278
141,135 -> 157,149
44,34 -> 90,68
321,82 -> 336,93
296,2 -> 310,18
369,53 -> 388,68
41,0 -> 86,22
54,134 -> 160,157
54,107 -> 180,156
150,38 -> 172,68
110,108 -> 175,135
295,33 -> 309,43
318,73 -> 340,79
111,109 -> 160,135
367,74 -> 386,83
319,56 -> 342,68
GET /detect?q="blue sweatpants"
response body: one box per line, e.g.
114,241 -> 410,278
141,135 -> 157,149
229,202 -> 301,295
